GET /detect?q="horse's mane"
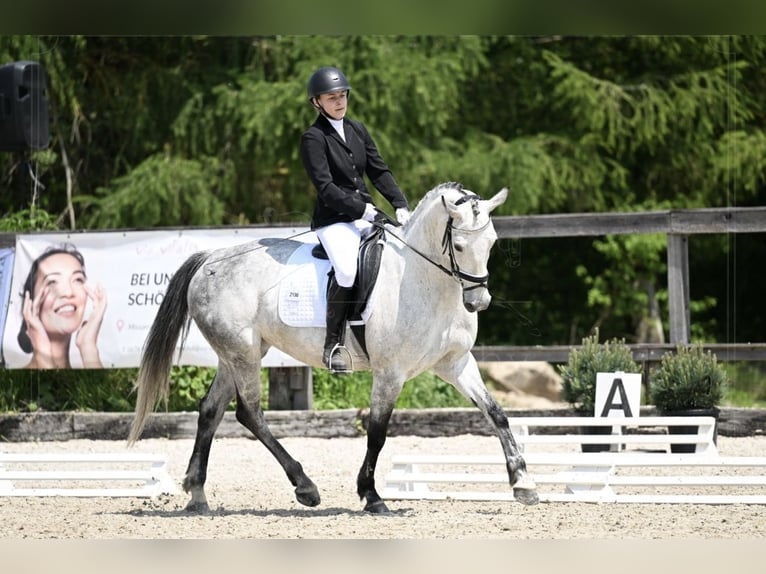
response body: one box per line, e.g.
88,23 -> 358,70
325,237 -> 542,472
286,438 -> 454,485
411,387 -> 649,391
410,181 -> 473,220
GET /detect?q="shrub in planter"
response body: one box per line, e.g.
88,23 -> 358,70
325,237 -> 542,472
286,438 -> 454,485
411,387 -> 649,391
650,344 -> 726,411
559,330 -> 642,452
559,330 -> 642,414
650,344 -> 727,453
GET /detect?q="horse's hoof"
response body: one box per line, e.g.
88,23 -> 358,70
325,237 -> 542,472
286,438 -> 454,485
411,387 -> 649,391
513,487 -> 540,506
295,484 -> 321,507
185,500 -> 210,513
364,499 -> 391,514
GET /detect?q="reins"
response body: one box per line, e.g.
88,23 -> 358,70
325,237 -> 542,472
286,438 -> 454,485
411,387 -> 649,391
203,189 -> 491,294
203,229 -> 316,268
375,191 -> 491,291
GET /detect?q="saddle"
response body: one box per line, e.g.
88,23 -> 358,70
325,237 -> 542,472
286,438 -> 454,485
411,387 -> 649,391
311,224 -> 387,357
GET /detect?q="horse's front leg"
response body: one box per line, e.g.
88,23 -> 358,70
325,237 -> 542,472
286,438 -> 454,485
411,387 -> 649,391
356,374 -> 403,513
483,392 -> 540,505
435,353 -> 539,505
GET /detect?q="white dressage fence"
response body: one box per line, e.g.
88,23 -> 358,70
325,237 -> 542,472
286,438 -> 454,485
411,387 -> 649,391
506,415 -> 719,454
382,416 -> 766,504
0,452 -> 178,498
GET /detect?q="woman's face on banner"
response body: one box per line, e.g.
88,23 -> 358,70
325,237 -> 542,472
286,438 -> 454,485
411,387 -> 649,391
33,252 -> 88,336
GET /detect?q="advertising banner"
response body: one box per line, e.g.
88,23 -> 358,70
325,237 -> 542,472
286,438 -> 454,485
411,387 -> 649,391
1,227 -> 312,369
0,247 -> 15,350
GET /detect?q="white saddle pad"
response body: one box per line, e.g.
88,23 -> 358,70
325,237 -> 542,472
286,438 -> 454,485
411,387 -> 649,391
278,243 -> 376,327
278,243 -> 331,327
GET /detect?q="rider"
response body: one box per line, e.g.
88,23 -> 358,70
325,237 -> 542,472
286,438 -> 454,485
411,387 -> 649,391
300,65 -> 410,373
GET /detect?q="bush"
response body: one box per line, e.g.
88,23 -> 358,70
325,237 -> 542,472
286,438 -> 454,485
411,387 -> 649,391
559,329 -> 641,413
650,344 -> 726,412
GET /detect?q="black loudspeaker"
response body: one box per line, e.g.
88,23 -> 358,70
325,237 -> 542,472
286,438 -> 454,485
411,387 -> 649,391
0,61 -> 50,152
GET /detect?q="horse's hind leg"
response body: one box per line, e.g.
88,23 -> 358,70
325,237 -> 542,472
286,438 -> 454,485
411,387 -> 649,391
233,367 -> 320,508
434,353 -> 539,506
183,370 -> 236,512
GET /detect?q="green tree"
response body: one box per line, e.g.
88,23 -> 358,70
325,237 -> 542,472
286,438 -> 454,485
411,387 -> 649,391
2,35 -> 764,353
478,36 -> 766,345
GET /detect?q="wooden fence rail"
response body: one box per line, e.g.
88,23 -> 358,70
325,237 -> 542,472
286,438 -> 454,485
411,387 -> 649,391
471,343 -> 766,365
493,206 -> 766,344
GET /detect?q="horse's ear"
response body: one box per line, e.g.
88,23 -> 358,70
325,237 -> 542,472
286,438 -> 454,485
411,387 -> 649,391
484,187 -> 509,213
442,195 -> 463,221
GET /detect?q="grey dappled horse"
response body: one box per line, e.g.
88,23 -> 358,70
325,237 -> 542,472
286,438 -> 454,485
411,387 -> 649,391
128,182 -> 539,512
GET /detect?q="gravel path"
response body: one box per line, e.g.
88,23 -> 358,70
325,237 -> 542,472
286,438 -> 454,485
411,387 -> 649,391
2,434 -> 766,539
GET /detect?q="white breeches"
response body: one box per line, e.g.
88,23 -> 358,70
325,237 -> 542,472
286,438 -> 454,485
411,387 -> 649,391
316,220 -> 373,288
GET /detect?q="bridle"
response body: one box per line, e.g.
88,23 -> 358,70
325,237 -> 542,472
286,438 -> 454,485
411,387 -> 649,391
375,190 -> 491,294
440,193 -> 491,292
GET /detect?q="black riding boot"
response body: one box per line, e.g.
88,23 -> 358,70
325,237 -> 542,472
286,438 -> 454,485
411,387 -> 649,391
323,279 -> 354,373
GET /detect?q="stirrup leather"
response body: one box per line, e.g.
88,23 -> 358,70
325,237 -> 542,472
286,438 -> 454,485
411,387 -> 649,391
325,343 -> 353,374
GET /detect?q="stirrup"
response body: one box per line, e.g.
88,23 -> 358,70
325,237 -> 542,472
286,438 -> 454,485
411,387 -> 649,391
326,343 -> 353,374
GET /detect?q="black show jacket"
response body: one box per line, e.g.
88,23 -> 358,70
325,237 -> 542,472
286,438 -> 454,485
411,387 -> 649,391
300,115 -> 408,230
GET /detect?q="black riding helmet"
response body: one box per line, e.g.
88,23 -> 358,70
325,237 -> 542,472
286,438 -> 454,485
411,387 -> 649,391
307,66 -> 352,101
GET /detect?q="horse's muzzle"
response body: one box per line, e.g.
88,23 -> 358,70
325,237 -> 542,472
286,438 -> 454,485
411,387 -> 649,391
463,289 -> 491,313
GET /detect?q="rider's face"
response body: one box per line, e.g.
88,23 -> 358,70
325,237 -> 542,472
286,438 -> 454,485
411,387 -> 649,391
316,90 -> 348,120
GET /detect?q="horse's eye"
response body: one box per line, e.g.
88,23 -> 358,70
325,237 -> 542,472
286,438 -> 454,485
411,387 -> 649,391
453,237 -> 467,252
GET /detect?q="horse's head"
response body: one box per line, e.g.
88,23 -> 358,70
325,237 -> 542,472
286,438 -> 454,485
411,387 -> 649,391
441,185 -> 508,313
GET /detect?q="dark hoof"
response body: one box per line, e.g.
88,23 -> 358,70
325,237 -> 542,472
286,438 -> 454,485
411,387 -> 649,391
296,484 -> 321,507
514,487 -> 540,506
364,499 -> 391,514
185,500 -> 210,513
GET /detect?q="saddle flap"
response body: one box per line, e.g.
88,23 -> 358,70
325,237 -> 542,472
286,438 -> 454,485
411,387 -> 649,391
347,225 -> 387,357
351,225 -> 386,318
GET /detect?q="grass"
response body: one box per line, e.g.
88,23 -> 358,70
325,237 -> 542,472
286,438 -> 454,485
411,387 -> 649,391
721,362 -> 766,408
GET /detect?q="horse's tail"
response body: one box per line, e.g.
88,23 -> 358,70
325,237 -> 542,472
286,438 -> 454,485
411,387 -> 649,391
128,251 -> 209,445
